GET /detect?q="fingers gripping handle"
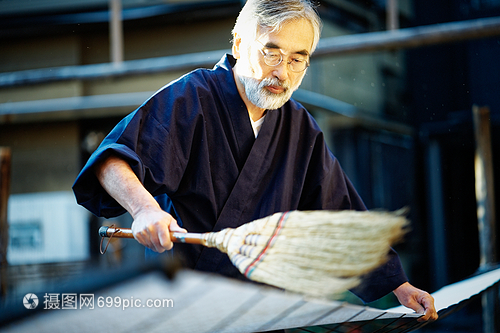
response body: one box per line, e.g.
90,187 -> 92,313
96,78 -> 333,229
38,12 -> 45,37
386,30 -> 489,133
98,226 -> 206,245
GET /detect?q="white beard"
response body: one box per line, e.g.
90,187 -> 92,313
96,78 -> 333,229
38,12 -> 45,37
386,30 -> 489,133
238,75 -> 297,110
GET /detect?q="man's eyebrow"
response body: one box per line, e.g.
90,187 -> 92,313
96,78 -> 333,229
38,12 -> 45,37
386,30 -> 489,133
263,42 -> 310,56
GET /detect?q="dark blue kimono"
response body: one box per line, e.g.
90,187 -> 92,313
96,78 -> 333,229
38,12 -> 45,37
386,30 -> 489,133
73,54 -> 407,303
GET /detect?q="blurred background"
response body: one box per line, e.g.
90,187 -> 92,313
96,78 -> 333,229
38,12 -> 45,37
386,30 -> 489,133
0,0 -> 499,331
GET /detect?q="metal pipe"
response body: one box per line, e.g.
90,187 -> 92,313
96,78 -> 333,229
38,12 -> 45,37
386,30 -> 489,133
2,16 -> 500,87
314,15 -> 500,57
473,105 -> 497,267
472,105 -> 497,333
109,0 -> 124,66
426,139 -> 449,290
386,0 -> 399,31
0,147 -> 11,298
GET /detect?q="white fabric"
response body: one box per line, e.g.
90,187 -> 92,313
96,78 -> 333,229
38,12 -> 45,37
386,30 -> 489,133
250,115 -> 266,138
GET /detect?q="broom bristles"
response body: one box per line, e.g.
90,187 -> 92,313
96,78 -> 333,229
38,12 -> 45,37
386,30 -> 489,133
202,209 -> 408,299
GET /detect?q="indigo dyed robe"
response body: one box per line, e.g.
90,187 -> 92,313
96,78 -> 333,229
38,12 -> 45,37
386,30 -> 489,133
73,54 -> 407,302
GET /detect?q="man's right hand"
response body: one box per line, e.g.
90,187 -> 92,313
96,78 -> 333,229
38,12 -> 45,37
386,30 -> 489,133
95,155 -> 187,253
131,207 -> 187,253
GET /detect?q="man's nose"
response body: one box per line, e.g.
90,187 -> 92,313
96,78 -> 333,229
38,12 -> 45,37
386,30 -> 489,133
272,61 -> 289,81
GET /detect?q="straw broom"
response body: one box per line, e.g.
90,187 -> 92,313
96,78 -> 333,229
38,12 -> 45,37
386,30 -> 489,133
100,209 -> 408,299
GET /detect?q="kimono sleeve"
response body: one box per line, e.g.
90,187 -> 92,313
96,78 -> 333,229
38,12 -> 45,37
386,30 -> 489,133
350,250 -> 408,303
72,76 -> 203,218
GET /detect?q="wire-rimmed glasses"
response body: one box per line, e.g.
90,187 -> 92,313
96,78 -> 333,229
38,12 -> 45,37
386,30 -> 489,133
255,40 -> 310,73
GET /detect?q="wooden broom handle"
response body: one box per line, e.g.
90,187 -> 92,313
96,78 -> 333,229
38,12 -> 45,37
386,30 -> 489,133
98,226 -> 206,245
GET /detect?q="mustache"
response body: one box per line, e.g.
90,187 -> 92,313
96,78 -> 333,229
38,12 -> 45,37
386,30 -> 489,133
260,77 -> 290,91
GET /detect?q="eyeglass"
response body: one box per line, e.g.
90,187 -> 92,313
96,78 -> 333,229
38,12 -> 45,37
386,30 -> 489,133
255,40 -> 310,73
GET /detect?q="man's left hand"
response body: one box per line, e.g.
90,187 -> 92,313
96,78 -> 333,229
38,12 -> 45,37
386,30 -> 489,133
393,282 -> 438,322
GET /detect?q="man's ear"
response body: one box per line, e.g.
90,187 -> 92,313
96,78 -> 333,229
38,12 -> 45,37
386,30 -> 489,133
232,33 -> 242,59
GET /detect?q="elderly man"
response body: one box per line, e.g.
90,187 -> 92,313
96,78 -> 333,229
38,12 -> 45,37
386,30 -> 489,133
73,0 -> 437,321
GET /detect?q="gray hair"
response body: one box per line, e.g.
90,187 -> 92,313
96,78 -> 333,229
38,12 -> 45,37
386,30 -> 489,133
232,0 -> 322,54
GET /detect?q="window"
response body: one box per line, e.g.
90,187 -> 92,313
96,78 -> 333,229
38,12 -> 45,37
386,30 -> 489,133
9,222 -> 43,250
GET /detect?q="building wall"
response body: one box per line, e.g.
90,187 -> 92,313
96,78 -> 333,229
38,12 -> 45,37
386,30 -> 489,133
0,35 -> 82,73
0,122 -> 80,194
0,9 -> 237,189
